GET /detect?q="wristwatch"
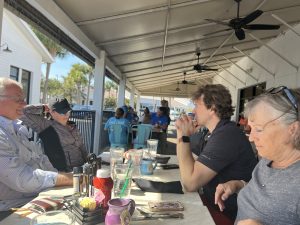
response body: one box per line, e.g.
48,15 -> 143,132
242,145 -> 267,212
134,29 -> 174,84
181,136 -> 190,143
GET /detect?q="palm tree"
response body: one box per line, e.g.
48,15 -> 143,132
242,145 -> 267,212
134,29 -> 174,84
68,63 -> 89,104
32,27 -> 68,103
85,67 -> 94,105
105,80 -> 118,98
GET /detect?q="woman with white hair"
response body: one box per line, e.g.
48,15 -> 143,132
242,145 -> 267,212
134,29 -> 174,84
215,86 -> 300,225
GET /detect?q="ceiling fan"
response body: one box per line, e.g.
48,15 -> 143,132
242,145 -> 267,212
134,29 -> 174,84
193,48 -> 218,73
181,72 -> 196,85
169,82 -> 181,91
205,0 -> 280,40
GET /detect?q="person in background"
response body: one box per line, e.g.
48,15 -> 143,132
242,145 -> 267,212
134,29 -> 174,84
139,107 -> 151,124
161,99 -> 171,125
21,98 -> 88,170
105,107 -> 131,145
151,107 -> 169,132
215,86 -> 300,225
175,84 -> 257,220
0,78 -> 72,216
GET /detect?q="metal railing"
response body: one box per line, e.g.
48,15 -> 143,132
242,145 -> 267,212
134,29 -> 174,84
70,110 -> 96,153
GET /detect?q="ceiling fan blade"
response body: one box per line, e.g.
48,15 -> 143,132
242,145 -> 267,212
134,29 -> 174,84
205,19 -> 229,26
203,28 -> 232,36
244,24 -> 280,30
202,68 -> 218,71
241,10 -> 263,25
235,28 -> 245,40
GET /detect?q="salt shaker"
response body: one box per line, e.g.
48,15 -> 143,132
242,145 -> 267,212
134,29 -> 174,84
73,166 -> 83,195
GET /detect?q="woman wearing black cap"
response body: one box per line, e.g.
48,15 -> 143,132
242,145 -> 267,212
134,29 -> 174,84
21,99 -> 88,171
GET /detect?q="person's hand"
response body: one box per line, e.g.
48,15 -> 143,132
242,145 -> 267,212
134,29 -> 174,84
215,180 -> 244,211
237,219 -> 262,225
43,104 -> 50,113
175,114 -> 197,137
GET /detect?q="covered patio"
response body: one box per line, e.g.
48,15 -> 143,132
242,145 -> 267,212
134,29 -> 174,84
2,0 -> 300,153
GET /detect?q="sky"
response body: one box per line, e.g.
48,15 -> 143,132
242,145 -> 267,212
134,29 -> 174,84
42,53 -> 192,108
41,54 -> 86,81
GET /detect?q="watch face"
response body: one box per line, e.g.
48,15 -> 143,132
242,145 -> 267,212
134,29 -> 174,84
182,136 -> 190,143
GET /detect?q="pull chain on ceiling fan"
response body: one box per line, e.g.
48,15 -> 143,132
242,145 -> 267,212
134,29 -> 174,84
193,48 -> 218,73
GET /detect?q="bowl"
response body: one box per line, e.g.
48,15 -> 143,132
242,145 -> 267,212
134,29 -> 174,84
30,210 -> 75,225
155,156 -> 170,164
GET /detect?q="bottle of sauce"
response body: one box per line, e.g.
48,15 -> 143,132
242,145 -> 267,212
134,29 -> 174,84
93,168 -> 113,209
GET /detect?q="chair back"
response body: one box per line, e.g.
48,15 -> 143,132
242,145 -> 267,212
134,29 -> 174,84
108,123 -> 130,149
133,124 -> 153,149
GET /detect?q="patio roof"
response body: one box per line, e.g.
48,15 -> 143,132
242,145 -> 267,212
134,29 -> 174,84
4,0 -> 300,97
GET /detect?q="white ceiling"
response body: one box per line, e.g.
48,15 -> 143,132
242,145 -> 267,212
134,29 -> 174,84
18,0 -> 300,97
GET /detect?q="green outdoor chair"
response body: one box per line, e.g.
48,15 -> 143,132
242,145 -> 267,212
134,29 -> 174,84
108,123 -> 130,149
132,124 -> 153,149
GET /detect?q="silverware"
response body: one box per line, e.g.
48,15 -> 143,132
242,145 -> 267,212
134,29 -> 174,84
134,207 -> 184,220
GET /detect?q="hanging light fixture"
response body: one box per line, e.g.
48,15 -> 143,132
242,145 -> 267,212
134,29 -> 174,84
0,43 -> 12,53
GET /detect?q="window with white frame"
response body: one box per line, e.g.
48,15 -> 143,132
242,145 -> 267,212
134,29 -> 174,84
10,66 -> 19,81
21,69 -> 31,104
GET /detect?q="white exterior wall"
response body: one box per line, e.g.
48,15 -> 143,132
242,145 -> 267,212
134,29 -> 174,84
214,24 -> 300,119
0,12 -> 43,104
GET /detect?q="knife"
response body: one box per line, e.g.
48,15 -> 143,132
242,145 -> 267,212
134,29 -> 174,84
134,207 -> 184,220
132,213 -> 184,221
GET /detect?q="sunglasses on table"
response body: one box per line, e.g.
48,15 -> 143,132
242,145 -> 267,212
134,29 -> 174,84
266,86 -> 298,111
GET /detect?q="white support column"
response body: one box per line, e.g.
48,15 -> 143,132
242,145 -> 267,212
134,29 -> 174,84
117,77 -> 126,107
130,86 -> 135,108
136,92 -> 141,114
93,51 -> 106,154
0,0 -> 3,44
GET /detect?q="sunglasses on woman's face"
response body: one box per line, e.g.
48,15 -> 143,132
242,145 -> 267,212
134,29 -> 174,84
266,86 -> 298,111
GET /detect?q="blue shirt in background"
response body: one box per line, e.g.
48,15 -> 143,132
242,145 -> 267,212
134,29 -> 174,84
150,112 -> 168,126
104,117 -> 130,144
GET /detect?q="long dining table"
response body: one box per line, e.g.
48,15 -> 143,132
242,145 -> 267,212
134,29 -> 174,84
1,155 -> 215,225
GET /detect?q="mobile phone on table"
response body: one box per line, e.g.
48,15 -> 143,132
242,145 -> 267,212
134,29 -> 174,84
160,164 -> 179,170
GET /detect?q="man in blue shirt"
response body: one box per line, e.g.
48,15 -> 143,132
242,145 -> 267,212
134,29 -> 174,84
105,108 -> 130,146
151,107 -> 168,132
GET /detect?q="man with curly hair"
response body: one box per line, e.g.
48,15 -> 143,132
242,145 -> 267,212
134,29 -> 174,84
176,84 -> 257,220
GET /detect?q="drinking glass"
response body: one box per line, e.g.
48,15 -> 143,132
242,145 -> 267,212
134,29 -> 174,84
110,147 -> 125,174
128,149 -> 144,177
112,164 -> 134,199
147,139 -> 159,157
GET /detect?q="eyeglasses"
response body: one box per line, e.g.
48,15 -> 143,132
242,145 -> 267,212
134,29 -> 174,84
55,110 -> 71,116
0,95 -> 26,103
266,86 -> 298,111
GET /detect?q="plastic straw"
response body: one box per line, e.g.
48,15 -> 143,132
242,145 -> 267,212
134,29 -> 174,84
119,162 -> 132,198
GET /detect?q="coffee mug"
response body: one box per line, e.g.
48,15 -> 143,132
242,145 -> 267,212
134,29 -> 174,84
140,158 -> 157,175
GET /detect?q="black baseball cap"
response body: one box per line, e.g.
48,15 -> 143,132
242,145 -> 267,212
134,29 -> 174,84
51,98 -> 72,114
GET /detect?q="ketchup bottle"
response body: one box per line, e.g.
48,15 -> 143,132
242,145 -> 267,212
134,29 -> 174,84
93,168 -> 113,209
